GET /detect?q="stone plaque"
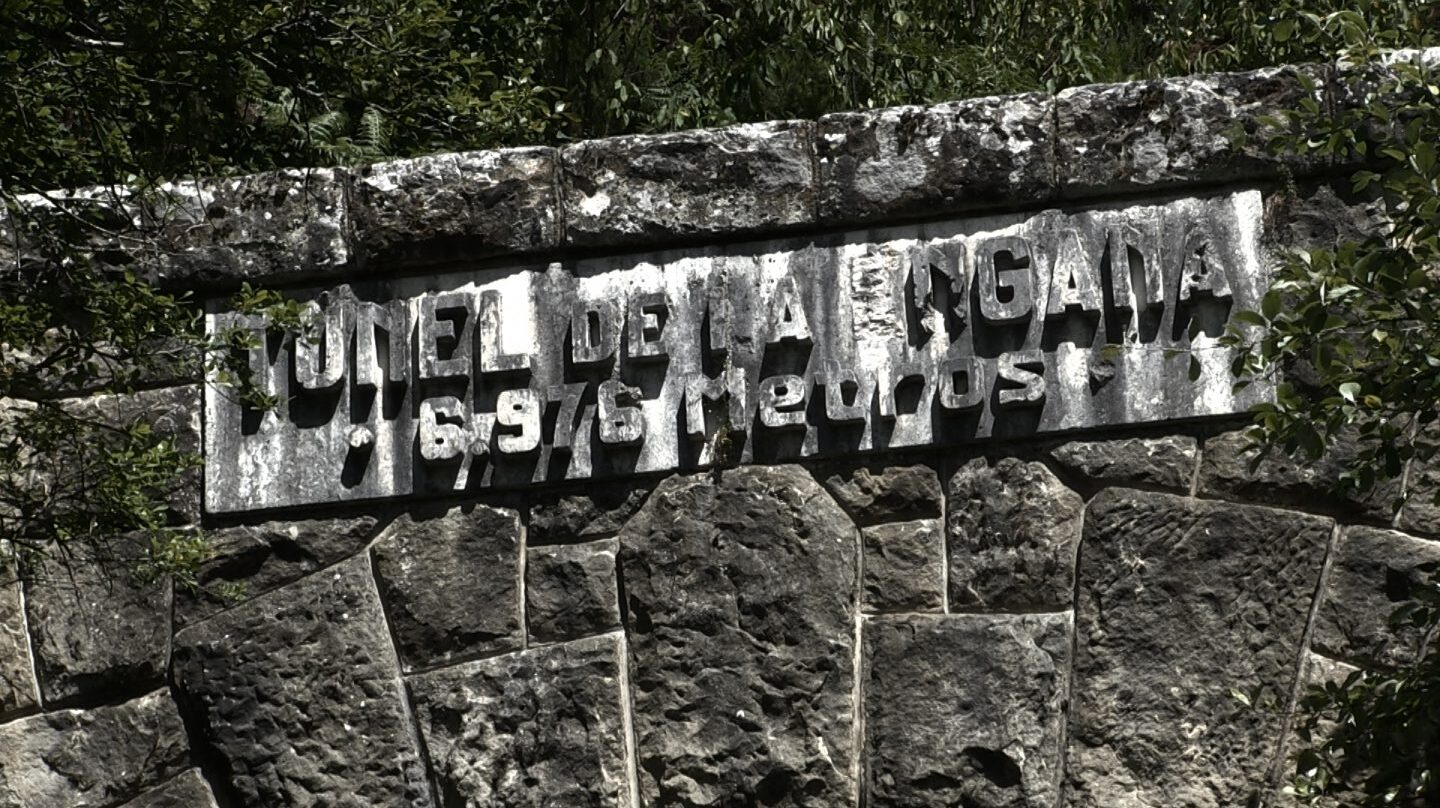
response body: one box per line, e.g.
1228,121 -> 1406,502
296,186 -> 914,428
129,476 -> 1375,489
205,191 -> 1267,512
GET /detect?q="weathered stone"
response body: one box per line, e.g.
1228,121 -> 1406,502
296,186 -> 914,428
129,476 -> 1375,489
817,92 -> 1054,224
0,689 -> 189,808
618,466 -> 858,806
1198,428 -> 1396,518
67,385 -> 201,522
528,485 -> 650,545
819,462 -> 943,527
150,168 -> 349,286
1048,435 -> 1197,491
1313,526 -> 1440,667
0,576 -> 38,718
408,633 -> 632,808
1066,490 -> 1333,808
118,770 -> 220,808
947,457 -> 1084,611
1056,65 -> 1328,196
862,520 -> 944,613
175,515 -> 379,625
1398,455 -> 1440,538
172,555 -> 433,808
559,121 -> 815,247
865,613 -> 1071,807
526,539 -> 621,643
1263,182 -> 1391,252
25,549 -> 169,707
1273,652 -> 1362,808
347,147 -> 560,267
370,504 -> 521,670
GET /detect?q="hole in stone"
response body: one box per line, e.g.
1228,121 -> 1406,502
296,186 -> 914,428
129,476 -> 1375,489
964,746 -> 1022,788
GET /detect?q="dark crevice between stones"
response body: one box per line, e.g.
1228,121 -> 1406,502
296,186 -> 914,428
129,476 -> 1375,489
169,678 -> 242,808
963,746 -> 1022,788
38,667 -> 166,712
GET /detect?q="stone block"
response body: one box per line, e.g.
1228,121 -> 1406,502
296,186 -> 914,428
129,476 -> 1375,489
149,168 -> 350,287
408,633 -> 632,807
0,577 -> 38,719
817,92 -> 1055,224
1198,428 -> 1397,519
528,484 -> 650,545
1047,435 -> 1197,491
171,555 -> 433,808
527,539 -> 621,643
818,462 -> 942,527
66,385 -> 202,523
118,769 -> 220,808
618,466 -> 858,806
865,613 -> 1071,807
560,121 -> 815,247
25,549 -> 169,707
370,504 -> 522,670
174,515 -> 378,626
1056,64 -> 1328,197
862,519 -> 944,613
1313,526 -> 1440,667
0,689 -> 189,808
346,147 -> 560,267
947,457 -> 1084,611
1065,490 -> 1333,807
1399,455 -> 1440,538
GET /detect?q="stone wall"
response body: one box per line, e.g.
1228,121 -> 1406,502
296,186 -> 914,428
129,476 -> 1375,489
3,50 -> 1439,808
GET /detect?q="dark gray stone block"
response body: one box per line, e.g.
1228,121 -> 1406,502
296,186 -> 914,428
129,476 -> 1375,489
1313,526 -> 1440,667
947,457 -> 1084,611
149,168 -> 350,287
862,519 -> 944,613
1399,455 -> 1440,538
66,386 -> 201,523
819,462 -> 943,527
172,555 -> 433,808
618,466 -> 858,806
526,539 -> 621,643
1065,490 -> 1333,808
0,689 -> 189,808
175,515 -> 379,626
817,92 -> 1054,224
1056,65 -> 1329,197
346,147 -> 560,267
25,549 -> 169,707
528,485 -> 650,545
560,121 -> 815,247
370,504 -> 522,670
0,577 -> 38,719
1198,428 -> 1397,519
865,613 -> 1071,807
1048,435 -> 1197,491
118,770 -> 220,808
408,633 -> 632,808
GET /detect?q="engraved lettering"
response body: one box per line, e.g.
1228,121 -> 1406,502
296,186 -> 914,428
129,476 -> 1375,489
767,273 -> 812,344
1177,225 -> 1234,302
938,355 -> 985,412
758,374 -> 807,429
418,397 -> 468,461
977,235 -> 1034,324
417,291 -> 471,380
571,299 -> 621,367
815,361 -> 872,424
996,350 -> 1046,408
479,289 -> 531,374
627,291 -> 669,362
495,388 -> 542,454
354,300 -> 410,390
294,299 -> 350,390
597,379 -> 644,446
1046,229 -> 1102,317
684,368 -> 749,440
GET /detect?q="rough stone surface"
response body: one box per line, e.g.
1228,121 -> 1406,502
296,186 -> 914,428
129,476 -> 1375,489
818,463 -> 943,527
151,168 -> 349,286
527,539 -> 621,643
118,770 -> 220,808
370,504 -> 522,670
408,633 -> 632,808
1066,489 -> 1333,808
862,520 -> 944,613
528,485 -> 650,545
865,613 -> 1072,807
947,457 -> 1084,611
1398,455 -> 1440,538
817,93 -> 1054,223
67,385 -> 201,522
25,550 -> 169,707
1313,526 -> 1440,667
1048,435 -> 1197,490
347,147 -> 560,266
1198,428 -> 1396,518
172,555 -> 433,808
174,515 -> 379,625
1264,182 -> 1391,252
618,465 -> 859,806
1273,653 -> 1362,808
0,577 -> 38,718
0,689 -> 189,808
1056,65 -> 1328,196
559,121 -> 815,247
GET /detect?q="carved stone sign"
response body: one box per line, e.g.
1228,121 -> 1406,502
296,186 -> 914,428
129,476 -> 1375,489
204,191 -> 1268,512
